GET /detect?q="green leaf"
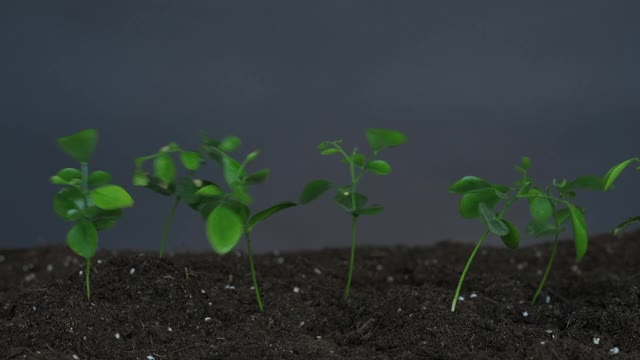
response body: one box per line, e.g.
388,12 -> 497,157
365,128 -> 407,152
245,150 -> 260,163
568,204 -> 588,260
53,187 -> 86,221
174,177 -> 200,205
612,216 -> 640,235
478,202 -> 509,236
526,219 -> 565,238
180,151 -> 202,171
195,184 -> 224,197
459,189 -> 501,219
246,169 -> 270,184
365,160 -> 392,175
222,155 -> 246,186
299,180 -> 332,204
604,158 -> 638,191
500,219 -> 520,249
206,206 -> 244,255
248,201 -> 297,232
51,168 -> 82,185
355,205 -> 384,216
154,153 -> 176,184
321,148 -> 340,155
334,191 -> 368,212
90,185 -> 134,210
57,129 -> 98,163
92,209 -> 122,231
529,196 -> 553,222
88,171 -> 112,187
219,136 -> 241,152
449,176 -> 493,194
132,170 -> 150,186
230,184 -> 253,205
521,157 -> 531,170
556,207 -> 571,225
568,176 -> 605,191
66,220 -> 98,259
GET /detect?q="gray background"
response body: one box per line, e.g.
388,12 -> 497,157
1,1 -> 639,253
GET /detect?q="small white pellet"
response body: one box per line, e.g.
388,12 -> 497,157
593,337 -> 601,345
469,293 -> 478,299
204,317 -> 212,322
46,264 -> 53,272
610,347 -> 620,355
314,268 -> 322,275
224,285 -> 235,290
522,311 -> 529,317
114,333 -> 120,339
458,296 -> 465,302
130,268 -> 136,275
168,327 -> 173,332
376,264 -> 384,271
293,287 -> 301,293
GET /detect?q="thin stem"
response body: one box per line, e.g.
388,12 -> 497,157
159,197 -> 180,258
86,260 -> 91,301
80,162 -> 89,206
451,230 -> 489,312
343,215 -> 359,300
246,233 -> 264,312
531,196 -> 561,304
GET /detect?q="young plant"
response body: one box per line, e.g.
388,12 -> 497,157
448,157 -> 600,311
601,157 -> 640,234
51,129 -> 134,300
299,128 -> 407,299
199,135 -> 296,312
133,140 -> 213,257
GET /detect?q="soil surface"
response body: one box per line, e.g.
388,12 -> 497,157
1,230 -> 639,360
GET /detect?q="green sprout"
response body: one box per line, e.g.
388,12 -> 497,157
200,135 -> 296,312
601,158 -> 640,234
133,140 -> 213,257
300,128 -> 407,299
51,129 -> 134,300
448,157 -> 600,311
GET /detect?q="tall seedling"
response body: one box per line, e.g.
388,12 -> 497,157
200,135 -> 296,312
601,158 -> 640,234
449,157 -> 600,311
51,129 -> 134,300
300,129 -> 407,299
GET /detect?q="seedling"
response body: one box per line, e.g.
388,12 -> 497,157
200,135 -> 296,312
133,139 -> 212,257
448,157 -> 601,311
51,129 -> 134,300
299,128 -> 407,299
601,157 -> 640,234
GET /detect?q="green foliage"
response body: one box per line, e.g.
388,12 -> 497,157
51,129 -> 133,300
299,128 -> 407,299
601,158 -> 640,234
449,156 -> 603,311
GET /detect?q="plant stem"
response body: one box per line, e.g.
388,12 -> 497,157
80,162 -> 89,206
451,229 -> 489,312
86,260 -> 91,301
343,215 -> 359,300
531,198 -> 561,304
246,233 -> 264,312
159,197 -> 180,258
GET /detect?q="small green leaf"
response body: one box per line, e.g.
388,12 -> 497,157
92,209 -> 122,231
459,189 -> 500,219
604,158 -> 638,191
568,204 -> 588,260
478,203 -> 509,236
57,129 -> 98,163
556,207 -> 571,225
195,184 -> 224,197
500,219 -> 520,249
365,128 -> 407,152
54,168 -> 82,183
53,187 -> 85,221
246,169 -> 270,184
248,201 -> 297,232
132,171 -> 150,186
206,206 -> 244,255
567,176 -> 605,191
521,157 -> 531,170
66,220 -> 98,259
174,177 -> 200,205
180,151 -> 202,171
355,205 -> 384,216
335,191 -> 368,212
321,148 -> 340,155
449,176 -> 493,194
365,160 -> 392,175
245,150 -> 260,163
154,153 -> 176,184
90,185 -> 134,210
222,155 -> 246,186
317,141 -> 329,150
88,171 -> 112,186
299,180 -> 332,204
612,216 -> 640,235
219,136 -> 241,152
529,196 -> 553,222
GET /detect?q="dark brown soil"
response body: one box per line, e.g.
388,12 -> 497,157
1,230 -> 639,360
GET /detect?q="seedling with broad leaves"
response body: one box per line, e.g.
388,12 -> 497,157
448,157 -> 604,312
200,135 -> 296,312
51,129 -> 134,300
601,157 -> 640,234
133,137 -> 215,257
299,128 -> 407,299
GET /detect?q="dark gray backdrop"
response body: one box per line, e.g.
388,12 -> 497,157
1,1 -> 639,252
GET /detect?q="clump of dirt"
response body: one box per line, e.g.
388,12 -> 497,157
1,230 -> 639,359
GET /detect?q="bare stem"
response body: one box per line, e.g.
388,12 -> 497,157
343,215 -> 359,300
86,260 -> 91,301
246,233 -> 264,312
159,197 -> 180,258
451,230 -> 490,312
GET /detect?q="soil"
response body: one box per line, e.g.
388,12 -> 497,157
1,230 -> 639,360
